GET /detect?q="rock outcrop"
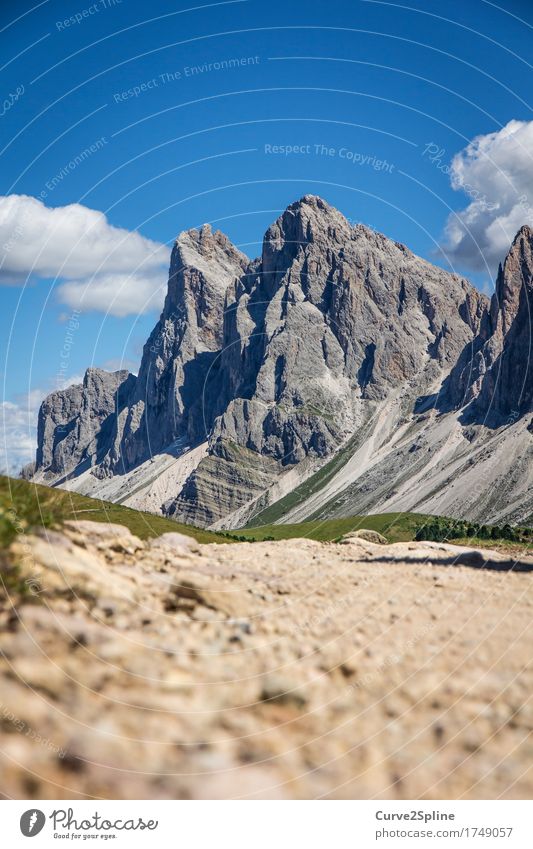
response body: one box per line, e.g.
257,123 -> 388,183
115,225 -> 250,470
446,224 -> 533,422
31,196 -> 533,527
36,368 -> 135,481
2,520 -> 532,799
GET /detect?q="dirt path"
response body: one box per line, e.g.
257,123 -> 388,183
1,522 -> 532,799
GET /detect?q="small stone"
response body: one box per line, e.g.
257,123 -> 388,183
149,533 -> 200,555
339,530 -> 388,545
259,675 -> 308,708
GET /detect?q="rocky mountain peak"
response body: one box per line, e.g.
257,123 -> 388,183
163,198 -> 489,525
491,223 -> 533,335
83,365 -> 131,391
260,195 -> 351,287
177,222 -> 245,263
105,219 -> 251,471
445,222 -> 533,421
165,224 -> 249,313
266,194 -> 350,248
31,198 -> 532,529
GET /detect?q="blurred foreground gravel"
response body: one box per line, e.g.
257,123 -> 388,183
1,521 -> 532,799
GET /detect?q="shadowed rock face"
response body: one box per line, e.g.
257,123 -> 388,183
33,196 -> 533,528
165,196 -> 486,525
35,368 -> 135,481
445,226 -> 533,423
474,225 -> 533,420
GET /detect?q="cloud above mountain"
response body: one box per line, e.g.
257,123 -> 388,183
0,195 -> 170,316
1,379 -> 85,476
0,388 -> 45,475
441,120 -> 533,273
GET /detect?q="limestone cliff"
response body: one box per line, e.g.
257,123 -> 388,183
32,196 -> 532,527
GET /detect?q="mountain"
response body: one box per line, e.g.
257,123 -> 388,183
30,196 -> 533,527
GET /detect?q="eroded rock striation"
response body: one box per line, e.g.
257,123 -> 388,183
31,196 -> 533,527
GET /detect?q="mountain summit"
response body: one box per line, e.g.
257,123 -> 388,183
31,197 -> 533,527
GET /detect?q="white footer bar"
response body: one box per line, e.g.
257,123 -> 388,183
3,799 -> 532,847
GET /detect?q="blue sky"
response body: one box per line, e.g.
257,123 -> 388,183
1,0 -> 533,471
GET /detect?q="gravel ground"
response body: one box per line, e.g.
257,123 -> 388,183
1,521 -> 532,800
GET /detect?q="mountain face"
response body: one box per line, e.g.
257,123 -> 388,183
445,225 -> 533,423
111,226 -> 250,472
165,196 -> 486,526
36,368 -> 135,481
31,197 -> 533,527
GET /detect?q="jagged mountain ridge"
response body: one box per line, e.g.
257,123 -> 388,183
31,196 -> 533,527
444,225 -> 533,422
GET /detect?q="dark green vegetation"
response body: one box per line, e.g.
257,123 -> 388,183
247,429 -> 374,527
230,512 -> 533,551
0,475 -> 227,549
416,516 -> 533,547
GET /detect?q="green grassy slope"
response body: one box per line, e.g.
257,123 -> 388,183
230,512 -> 533,552
0,475 -> 228,547
232,512 -> 426,543
3,476 -> 529,557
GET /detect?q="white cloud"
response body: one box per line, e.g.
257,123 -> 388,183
0,194 -> 170,316
57,271 -> 167,318
0,375 -> 88,476
57,374 -> 84,390
0,389 -> 46,476
440,120 -> 533,273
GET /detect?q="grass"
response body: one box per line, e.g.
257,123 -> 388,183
448,537 -> 532,555
2,476 -> 529,561
231,513 -> 533,552
233,512 -> 428,543
0,475 -> 228,548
